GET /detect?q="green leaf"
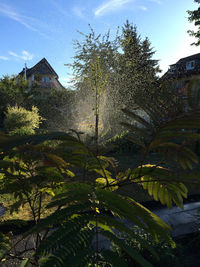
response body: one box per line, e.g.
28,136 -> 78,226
102,230 -> 153,267
20,258 -> 30,267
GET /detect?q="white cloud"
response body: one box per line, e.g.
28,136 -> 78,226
21,50 -> 34,60
9,51 -> 18,57
9,50 -> 34,61
94,0 -> 133,17
0,56 -> 9,61
0,3 -> 49,38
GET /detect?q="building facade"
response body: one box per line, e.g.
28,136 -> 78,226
19,58 -> 63,90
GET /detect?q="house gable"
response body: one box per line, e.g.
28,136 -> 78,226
19,58 -> 64,90
164,53 -> 200,80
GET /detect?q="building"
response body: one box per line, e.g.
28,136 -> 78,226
19,58 -> 63,90
163,53 -> 200,96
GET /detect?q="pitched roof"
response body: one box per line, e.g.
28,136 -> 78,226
19,58 -> 59,78
175,53 -> 200,65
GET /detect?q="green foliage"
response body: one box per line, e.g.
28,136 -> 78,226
0,106 -> 200,266
4,105 -> 44,135
121,108 -> 200,167
0,131 -> 175,266
119,21 -> 160,107
126,165 -> 188,209
27,182 -> 173,266
112,226 -> 183,266
120,106 -> 200,211
87,56 -> 107,154
0,75 -> 73,132
0,134 -> 76,225
0,76 -> 29,127
188,1 -> 200,46
27,87 -> 74,131
103,131 -> 140,154
0,232 -> 11,260
68,21 -> 161,138
187,79 -> 200,110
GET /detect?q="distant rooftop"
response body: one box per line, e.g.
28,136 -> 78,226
164,53 -> 200,80
19,58 -> 59,78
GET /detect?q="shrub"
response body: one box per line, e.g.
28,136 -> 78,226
4,106 -> 44,136
103,131 -> 140,154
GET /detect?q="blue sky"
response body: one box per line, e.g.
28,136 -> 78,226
0,0 -> 199,87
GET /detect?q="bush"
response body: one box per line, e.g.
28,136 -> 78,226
113,226 -> 184,266
103,131 -> 140,154
4,106 -> 44,135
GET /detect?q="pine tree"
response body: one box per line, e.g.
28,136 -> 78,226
118,20 -> 160,108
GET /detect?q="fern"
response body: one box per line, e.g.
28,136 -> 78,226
0,128 -> 198,265
24,182 -> 175,266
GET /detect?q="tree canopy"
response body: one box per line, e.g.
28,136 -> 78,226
188,0 -> 200,45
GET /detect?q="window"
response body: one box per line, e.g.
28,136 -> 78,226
169,65 -> 176,73
42,76 -> 50,83
186,60 -> 195,70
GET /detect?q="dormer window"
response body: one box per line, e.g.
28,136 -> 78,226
169,65 -> 176,73
186,60 -> 195,70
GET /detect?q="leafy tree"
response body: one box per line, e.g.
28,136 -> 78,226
0,106 -> 200,265
68,25 -> 119,79
188,0 -> 200,46
0,132 -> 76,264
4,106 -> 44,135
0,76 -> 29,127
0,131 -> 174,266
68,22 -> 162,139
27,87 -> 75,131
68,25 -> 121,138
0,75 -> 74,132
87,57 -> 107,154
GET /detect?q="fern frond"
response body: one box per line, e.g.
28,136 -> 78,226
120,122 -> 150,139
40,232 -> 94,267
130,165 -> 188,209
36,214 -> 93,256
95,214 -> 158,259
95,188 -> 173,245
27,202 -> 92,235
121,108 -> 153,130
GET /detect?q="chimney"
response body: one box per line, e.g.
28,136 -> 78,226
24,63 -> 27,80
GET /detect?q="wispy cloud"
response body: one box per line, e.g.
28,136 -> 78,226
0,3 -> 49,38
0,56 -> 9,61
94,0 -> 162,16
9,50 -> 34,61
94,0 -> 133,17
148,0 -> 162,4
139,5 -> 147,11
72,6 -> 85,19
51,0 -> 70,17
